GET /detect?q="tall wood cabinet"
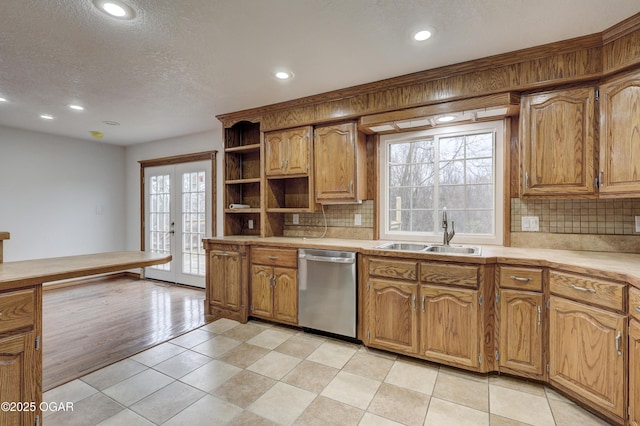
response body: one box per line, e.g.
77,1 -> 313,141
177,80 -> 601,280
519,87 -> 596,197
548,271 -> 626,424
630,287 -> 640,426
599,69 -> 640,197
314,122 -> 367,204
0,286 -> 41,426
497,266 -> 545,379
204,241 -> 249,323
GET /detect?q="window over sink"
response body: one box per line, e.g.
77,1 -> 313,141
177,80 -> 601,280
379,121 -> 504,245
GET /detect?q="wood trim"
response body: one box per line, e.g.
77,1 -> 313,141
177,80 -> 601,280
503,118 -> 515,247
42,271 -> 139,291
139,151 -> 218,251
602,12 -> 640,43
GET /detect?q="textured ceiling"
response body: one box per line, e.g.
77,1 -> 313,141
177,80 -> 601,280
0,0 -> 639,145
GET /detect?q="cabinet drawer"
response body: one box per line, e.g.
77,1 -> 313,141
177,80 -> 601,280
549,270 -> 625,311
420,262 -> 479,288
499,266 -> 543,291
0,288 -> 36,334
368,258 -> 417,281
630,287 -> 640,322
251,247 -> 297,268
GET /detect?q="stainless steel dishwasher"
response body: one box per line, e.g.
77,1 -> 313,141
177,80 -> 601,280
298,248 -> 357,338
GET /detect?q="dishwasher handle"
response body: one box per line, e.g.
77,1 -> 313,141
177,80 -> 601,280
299,253 -> 355,264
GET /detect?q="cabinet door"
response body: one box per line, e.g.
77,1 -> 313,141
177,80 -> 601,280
368,279 -> 419,354
283,127 -> 311,176
224,252 -> 242,310
273,267 -> 298,324
599,72 -> 640,196
520,87 -> 596,196
549,296 -> 626,419
314,123 -> 358,202
209,251 -> 227,307
420,285 -> 479,369
250,265 -> 274,318
498,290 -> 544,377
0,332 -> 39,426
265,131 -> 286,176
630,319 -> 640,426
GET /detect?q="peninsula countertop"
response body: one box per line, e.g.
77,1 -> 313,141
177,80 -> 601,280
0,251 -> 172,291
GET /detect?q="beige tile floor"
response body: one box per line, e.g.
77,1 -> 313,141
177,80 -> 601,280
43,319 -> 614,425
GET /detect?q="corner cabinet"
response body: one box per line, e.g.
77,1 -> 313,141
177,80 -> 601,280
223,120 -> 262,236
204,241 -> 249,323
0,286 -> 42,426
314,122 -> 367,204
599,70 -> 640,197
519,87 -> 596,197
548,271 -> 626,424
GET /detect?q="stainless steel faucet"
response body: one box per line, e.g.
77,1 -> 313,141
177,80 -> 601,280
442,207 -> 455,245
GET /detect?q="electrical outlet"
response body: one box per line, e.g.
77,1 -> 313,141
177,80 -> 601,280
292,214 -> 299,225
354,214 -> 362,226
248,219 -> 254,229
521,216 -> 539,232
636,216 -> 640,232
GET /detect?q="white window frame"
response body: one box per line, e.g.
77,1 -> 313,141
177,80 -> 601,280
379,120 -> 504,245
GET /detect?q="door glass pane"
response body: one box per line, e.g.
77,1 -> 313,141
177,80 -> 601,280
181,171 -> 206,276
149,174 -> 171,271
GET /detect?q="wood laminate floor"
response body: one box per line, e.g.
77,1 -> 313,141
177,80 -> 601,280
43,276 -> 208,391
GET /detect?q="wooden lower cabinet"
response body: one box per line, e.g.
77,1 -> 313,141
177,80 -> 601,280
368,279 -> 419,354
419,285 -> 479,369
0,331 -> 39,426
549,296 -> 626,423
498,290 -> 544,378
250,264 -> 298,324
630,319 -> 640,426
205,243 -> 249,323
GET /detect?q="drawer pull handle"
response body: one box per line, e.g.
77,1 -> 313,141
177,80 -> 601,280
571,284 -> 596,293
615,330 -> 622,356
510,276 -> 532,282
268,256 -> 279,260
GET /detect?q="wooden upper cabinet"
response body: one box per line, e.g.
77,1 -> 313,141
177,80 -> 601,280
599,70 -> 640,197
265,126 -> 311,177
519,87 -> 596,197
314,122 -> 367,204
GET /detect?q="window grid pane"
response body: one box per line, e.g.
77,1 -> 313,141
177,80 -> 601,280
387,131 -> 494,236
149,174 -> 171,271
181,171 -> 206,276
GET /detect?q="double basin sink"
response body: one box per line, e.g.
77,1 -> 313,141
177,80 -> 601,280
375,242 -> 482,256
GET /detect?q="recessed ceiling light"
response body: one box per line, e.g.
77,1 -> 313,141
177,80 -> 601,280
93,0 -> 135,20
275,71 -> 293,80
414,30 -> 432,41
40,114 -> 54,120
0,97 -> 7,103
69,104 -> 84,111
436,115 -> 456,123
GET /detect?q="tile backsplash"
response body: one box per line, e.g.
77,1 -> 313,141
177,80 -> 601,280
284,200 -> 374,228
511,198 -> 640,235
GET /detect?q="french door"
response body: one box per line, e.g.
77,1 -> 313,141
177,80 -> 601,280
144,161 -> 211,287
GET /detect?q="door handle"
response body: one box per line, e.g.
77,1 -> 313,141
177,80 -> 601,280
615,330 -> 622,356
412,295 -> 416,311
421,296 -> 425,312
537,305 -> 541,326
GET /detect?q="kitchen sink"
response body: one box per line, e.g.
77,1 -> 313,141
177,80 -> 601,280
423,244 -> 482,255
374,242 -> 481,255
375,242 -> 430,251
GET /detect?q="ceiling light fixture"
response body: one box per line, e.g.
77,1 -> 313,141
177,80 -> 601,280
93,0 -> 135,20
69,104 -> 84,111
414,30 -> 432,41
40,114 -> 54,120
275,71 -> 293,80
0,97 -> 7,102
436,115 -> 456,123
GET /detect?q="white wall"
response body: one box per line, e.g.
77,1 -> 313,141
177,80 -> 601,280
124,130 -> 223,252
0,125 -> 126,261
